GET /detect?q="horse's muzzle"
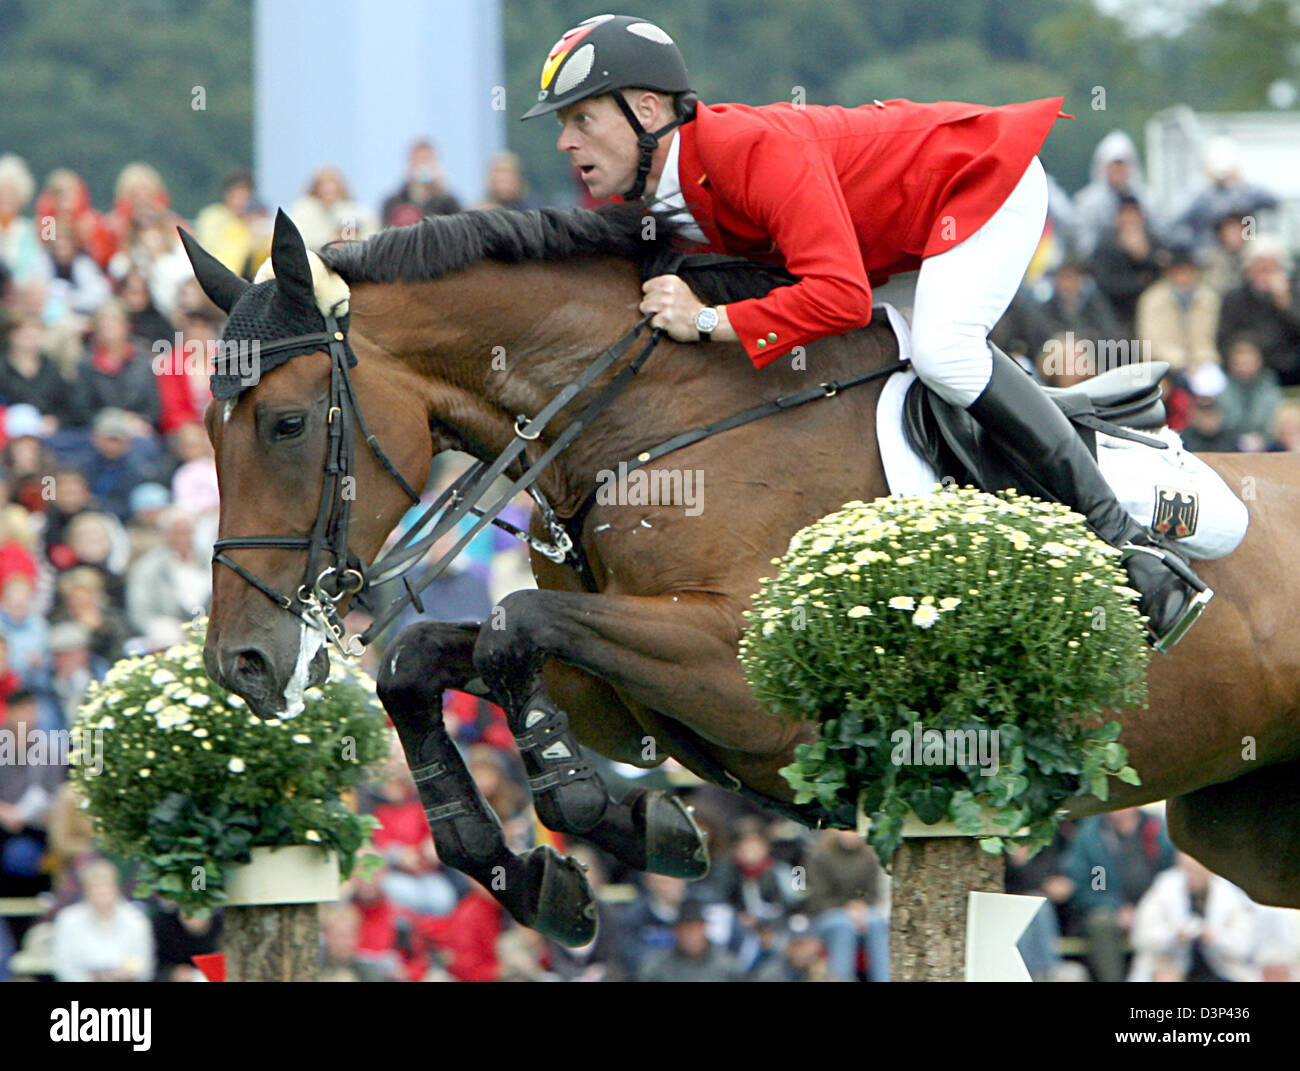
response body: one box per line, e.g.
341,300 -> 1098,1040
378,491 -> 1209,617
205,641 -> 329,718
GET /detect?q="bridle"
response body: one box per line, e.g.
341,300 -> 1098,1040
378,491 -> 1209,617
211,315 -> 424,656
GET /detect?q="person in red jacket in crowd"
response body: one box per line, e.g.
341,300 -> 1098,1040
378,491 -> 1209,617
522,14 -> 1210,651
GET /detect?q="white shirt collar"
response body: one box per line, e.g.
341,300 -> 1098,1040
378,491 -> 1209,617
651,131 -> 706,244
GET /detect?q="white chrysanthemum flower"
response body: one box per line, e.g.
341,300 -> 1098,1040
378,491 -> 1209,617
193,727 -> 209,738
794,573 -> 816,587
823,562 -> 848,576
761,621 -> 778,637
139,769 -> 151,778
150,670 -> 175,686
1046,558 -> 1066,568
810,536 -> 835,554
185,693 -> 211,708
846,605 -> 872,619
228,757 -> 246,773
292,734 -> 312,744
887,596 -> 916,611
895,555 -> 915,567
304,830 -> 322,843
939,597 -> 962,611
912,605 -> 941,628
145,697 -> 165,714
227,694 -> 246,709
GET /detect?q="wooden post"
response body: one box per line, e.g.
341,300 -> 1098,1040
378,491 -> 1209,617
890,837 -> 1004,982
222,903 -> 322,982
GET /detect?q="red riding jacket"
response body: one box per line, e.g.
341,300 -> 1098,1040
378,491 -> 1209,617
673,97 -> 1068,368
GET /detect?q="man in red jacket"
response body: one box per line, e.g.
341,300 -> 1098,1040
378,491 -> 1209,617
522,14 -> 1209,650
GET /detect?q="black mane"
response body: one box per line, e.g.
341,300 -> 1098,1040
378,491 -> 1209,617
317,200 -> 795,305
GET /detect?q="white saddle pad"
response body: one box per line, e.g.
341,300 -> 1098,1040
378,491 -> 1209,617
872,304 -> 1249,561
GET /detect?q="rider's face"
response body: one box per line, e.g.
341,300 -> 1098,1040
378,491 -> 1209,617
556,95 -> 639,200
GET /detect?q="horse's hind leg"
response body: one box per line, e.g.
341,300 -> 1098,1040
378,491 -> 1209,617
472,603 -> 710,880
376,620 -> 598,946
1166,759 -> 1300,908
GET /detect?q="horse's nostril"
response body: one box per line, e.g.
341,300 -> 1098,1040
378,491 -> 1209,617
228,647 -> 275,697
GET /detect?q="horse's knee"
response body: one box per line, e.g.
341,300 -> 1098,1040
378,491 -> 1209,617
377,622 -> 472,724
473,592 -> 555,685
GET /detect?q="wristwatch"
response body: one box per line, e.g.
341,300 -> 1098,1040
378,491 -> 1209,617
693,306 -> 720,341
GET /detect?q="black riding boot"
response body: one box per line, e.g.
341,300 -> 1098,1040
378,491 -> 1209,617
965,349 -> 1212,651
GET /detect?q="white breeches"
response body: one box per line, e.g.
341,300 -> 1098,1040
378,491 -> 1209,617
909,155 -> 1049,407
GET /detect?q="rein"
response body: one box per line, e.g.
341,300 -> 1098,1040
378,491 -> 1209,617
217,309 -> 906,654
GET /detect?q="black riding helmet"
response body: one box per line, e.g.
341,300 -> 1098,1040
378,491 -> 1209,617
521,14 -> 695,201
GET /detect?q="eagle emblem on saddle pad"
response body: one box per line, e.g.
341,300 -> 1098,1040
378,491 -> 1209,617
1152,486 -> 1199,539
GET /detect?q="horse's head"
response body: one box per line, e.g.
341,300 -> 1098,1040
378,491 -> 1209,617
182,210 -> 432,717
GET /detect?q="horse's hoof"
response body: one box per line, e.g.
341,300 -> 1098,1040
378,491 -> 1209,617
640,790 -> 711,880
515,845 -> 599,948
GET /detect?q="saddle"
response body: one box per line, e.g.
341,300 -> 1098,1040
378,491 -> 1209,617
902,348 -> 1169,497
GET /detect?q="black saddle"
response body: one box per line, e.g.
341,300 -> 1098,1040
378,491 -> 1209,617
902,348 -> 1169,497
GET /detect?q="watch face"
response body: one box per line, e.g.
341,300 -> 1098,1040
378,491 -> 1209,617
695,307 -> 720,333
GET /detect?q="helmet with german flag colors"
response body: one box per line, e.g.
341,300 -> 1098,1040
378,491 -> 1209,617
520,14 -> 691,120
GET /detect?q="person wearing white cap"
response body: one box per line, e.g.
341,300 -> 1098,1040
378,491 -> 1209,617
1177,135 -> 1279,255
1072,130 -> 1159,259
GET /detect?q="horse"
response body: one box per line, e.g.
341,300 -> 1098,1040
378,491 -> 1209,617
189,206 -> 1300,945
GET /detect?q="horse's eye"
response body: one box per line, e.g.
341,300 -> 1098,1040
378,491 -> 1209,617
272,414 -> 306,440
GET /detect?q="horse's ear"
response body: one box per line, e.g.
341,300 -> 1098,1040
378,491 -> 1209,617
269,208 -> 316,312
178,227 -> 249,313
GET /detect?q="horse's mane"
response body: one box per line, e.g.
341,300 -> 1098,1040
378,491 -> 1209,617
317,200 -> 795,305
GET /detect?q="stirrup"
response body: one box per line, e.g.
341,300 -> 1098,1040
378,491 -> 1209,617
1120,541 -> 1214,653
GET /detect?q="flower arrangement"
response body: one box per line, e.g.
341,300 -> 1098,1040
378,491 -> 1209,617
71,619 -> 390,912
740,485 -> 1148,863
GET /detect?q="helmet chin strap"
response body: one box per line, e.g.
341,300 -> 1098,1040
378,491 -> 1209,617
611,92 -> 685,202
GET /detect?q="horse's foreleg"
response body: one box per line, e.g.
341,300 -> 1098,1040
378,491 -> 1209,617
376,620 -> 598,946
472,595 -> 710,880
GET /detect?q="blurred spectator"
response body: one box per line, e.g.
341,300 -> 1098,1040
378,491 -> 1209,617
42,469 -> 93,566
319,902 -> 391,982
1135,246 -> 1220,371
52,859 -> 154,982
802,828 -> 889,982
750,914 -> 845,982
1073,131 -> 1157,259
43,218 -> 110,325
1062,808 -> 1174,982
34,169 -> 116,270
115,267 -> 173,351
125,507 -> 210,642
1176,137 -> 1278,255
75,301 -> 161,430
33,621 -> 107,732
194,171 -> 263,278
107,163 -> 173,270
50,566 -> 126,664
290,166 -> 380,250
1038,256 -> 1119,343
156,306 -> 218,436
1217,335 -> 1282,452
1180,396 -> 1237,453
1272,401 -> 1300,453
0,636 -> 22,726
0,317 -> 81,426
148,901 -> 222,982
0,574 -> 48,685
72,408 -> 163,521
0,154 -> 49,287
3,407 -> 58,512
382,140 -> 461,227
1254,907 -> 1300,982
474,151 -> 533,212
618,872 -> 688,977
58,511 -> 129,610
1087,196 -> 1163,339
0,691 -> 59,912
1201,212 -> 1249,296
0,502 -> 40,590
638,899 -> 743,982
1216,236 -> 1300,387
125,481 -> 171,560
712,816 -> 798,940
1128,853 -> 1259,982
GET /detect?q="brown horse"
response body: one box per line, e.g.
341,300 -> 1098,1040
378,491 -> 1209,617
190,206 -> 1300,944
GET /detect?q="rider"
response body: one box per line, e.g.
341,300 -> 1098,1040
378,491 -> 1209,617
521,13 -> 1210,651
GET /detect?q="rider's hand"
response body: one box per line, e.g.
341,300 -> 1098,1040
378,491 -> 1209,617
640,274 -> 705,341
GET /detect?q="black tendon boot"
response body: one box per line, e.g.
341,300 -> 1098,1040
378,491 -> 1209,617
965,349 -> 1212,651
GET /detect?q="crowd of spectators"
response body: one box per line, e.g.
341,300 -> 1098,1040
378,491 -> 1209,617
1,125 -> 1299,982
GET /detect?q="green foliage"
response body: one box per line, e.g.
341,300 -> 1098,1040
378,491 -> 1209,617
740,486 -> 1148,865
70,618 -> 388,913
